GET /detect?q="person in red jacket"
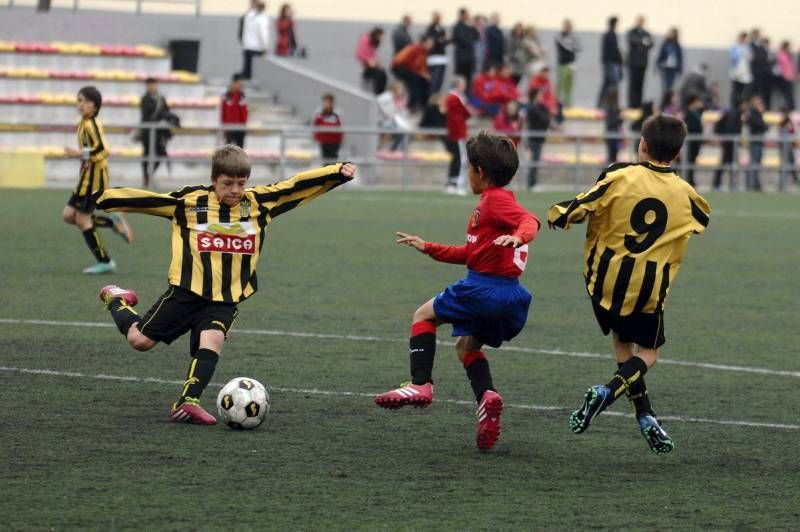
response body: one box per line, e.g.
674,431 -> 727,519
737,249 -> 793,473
528,66 -> 558,117
392,36 -> 434,112
374,132 -> 541,452
470,63 -> 500,117
220,74 -> 249,148
312,93 -> 344,162
444,76 -> 472,194
492,100 -> 523,147
493,64 -> 520,107
275,4 -> 298,57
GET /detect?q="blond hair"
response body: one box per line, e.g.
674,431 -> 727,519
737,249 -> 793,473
211,144 -> 251,179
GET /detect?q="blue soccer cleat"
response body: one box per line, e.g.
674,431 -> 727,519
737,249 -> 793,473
82,259 -> 116,275
569,385 -> 612,434
638,413 -> 675,455
109,212 -> 133,244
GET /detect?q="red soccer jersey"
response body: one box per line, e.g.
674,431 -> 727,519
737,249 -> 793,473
445,90 -> 471,141
221,90 -> 248,124
424,186 -> 540,278
312,110 -> 344,145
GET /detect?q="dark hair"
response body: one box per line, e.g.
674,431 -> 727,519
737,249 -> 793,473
641,115 -> 687,162
685,93 -> 702,106
608,16 -> 618,29
528,88 -> 540,101
466,131 -> 519,187
145,77 -> 157,84
231,73 -> 244,82
321,93 -> 334,102
211,144 -> 251,179
77,86 -> 102,116
279,3 -> 291,18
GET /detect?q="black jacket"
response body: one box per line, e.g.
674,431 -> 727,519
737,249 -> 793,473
392,25 -> 412,54
424,23 -> 448,56
601,30 -> 622,65
526,103 -> 551,132
626,27 -> 653,68
485,25 -> 505,66
453,21 -> 478,64
555,32 -> 580,65
746,109 -> 768,136
684,108 -> 703,134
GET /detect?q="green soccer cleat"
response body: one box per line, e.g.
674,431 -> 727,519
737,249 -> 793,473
82,259 -> 116,275
569,385 -> 612,434
109,212 -> 133,244
638,414 -> 675,455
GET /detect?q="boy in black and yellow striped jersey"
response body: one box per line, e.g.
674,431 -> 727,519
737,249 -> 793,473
62,86 -> 133,274
548,115 -> 710,454
95,145 -> 355,424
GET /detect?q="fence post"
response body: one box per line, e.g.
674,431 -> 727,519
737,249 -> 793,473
278,127 -> 286,181
401,130 -> 410,190
147,123 -> 156,187
573,134 -> 583,192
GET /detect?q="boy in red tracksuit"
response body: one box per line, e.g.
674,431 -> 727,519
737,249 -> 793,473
375,132 -> 541,451
492,64 -> 520,107
471,64 -> 500,116
312,93 -> 344,162
220,74 -> 249,148
445,76 -> 472,193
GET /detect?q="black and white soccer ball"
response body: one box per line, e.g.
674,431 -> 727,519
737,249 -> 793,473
217,377 -> 270,430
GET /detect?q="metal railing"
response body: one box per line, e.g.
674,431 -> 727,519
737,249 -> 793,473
4,0 -> 201,15
46,121 -> 800,192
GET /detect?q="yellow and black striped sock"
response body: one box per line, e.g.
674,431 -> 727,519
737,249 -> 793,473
178,348 -> 219,404
607,356 -> 648,404
81,227 -> 110,263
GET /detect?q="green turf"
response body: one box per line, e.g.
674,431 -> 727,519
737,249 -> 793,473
1,187 -> 798,530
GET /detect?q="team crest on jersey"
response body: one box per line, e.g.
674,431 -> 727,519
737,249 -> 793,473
470,208 -> 481,227
196,222 -> 256,255
239,199 -> 251,219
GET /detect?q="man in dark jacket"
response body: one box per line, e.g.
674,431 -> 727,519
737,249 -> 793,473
626,15 -> 653,109
485,13 -> 505,68
682,94 -> 704,186
744,95 -> 767,191
452,8 -> 479,93
679,63 -> 708,108
750,32 -> 772,109
424,12 -> 449,94
139,77 -> 171,188
392,15 -> 413,54
713,101 -> 745,190
555,19 -> 581,107
526,88 -> 551,189
597,16 -> 622,107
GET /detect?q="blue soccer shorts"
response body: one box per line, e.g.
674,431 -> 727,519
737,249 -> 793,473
433,270 -> 532,348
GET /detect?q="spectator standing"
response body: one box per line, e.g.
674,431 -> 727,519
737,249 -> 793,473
776,41 -> 796,111
523,26 -> 547,77
507,24 -> 529,85
473,15 -> 489,73
392,37 -> 434,113
555,19 -> 581,107
660,90 -> 679,116
424,12 -> 449,95
630,100 -> 654,154
239,1 -> 270,80
729,32 -> 753,106
603,86 -> 622,164
526,87 -> 551,189
312,93 -> 344,162
683,94 -> 705,186
392,15 -> 413,55
744,95 -> 766,191
452,8 -> 479,92
529,67 -> 558,117
492,100 -> 523,147
356,28 -> 388,95
444,76 -> 471,193
705,81 -> 722,111
139,77 -> 171,188
713,102 -> 744,190
275,4 -> 298,57
485,13 -> 505,68
679,63 -> 708,108
598,16 -> 622,108
626,15 -> 653,109
656,28 -> 683,98
750,30 -> 772,109
778,108 -> 799,188
220,74 -> 249,148
419,92 -> 447,147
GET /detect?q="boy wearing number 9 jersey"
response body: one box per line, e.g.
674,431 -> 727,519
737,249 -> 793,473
374,132 -> 541,451
548,115 -> 711,454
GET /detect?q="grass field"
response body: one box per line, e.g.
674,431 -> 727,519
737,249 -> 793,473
1,186 -> 799,530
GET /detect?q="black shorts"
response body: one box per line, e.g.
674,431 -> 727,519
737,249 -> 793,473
592,302 -> 665,349
67,192 -> 97,214
138,285 -> 239,348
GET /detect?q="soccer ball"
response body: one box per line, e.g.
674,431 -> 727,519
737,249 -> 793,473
217,377 -> 270,430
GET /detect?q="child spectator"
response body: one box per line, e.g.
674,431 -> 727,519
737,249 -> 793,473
712,101 -> 744,191
220,74 -> 249,149
744,95 -> 767,191
778,107 -> 799,188
603,86 -> 623,164
528,67 -> 557,117
312,93 -> 344,162
444,76 -> 471,193
526,88 -> 551,189
374,132 -> 541,451
470,63 -> 500,116
494,64 -> 521,106
392,37 -> 434,112
660,89 -> 680,117
683,94 -> 705,186
377,82 -> 412,151
493,101 -> 523,147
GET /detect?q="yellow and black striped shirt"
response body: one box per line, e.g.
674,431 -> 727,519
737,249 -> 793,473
548,162 -> 711,316
75,116 -> 110,197
96,164 -> 351,303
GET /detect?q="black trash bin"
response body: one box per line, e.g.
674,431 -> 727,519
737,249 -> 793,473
169,40 -> 200,73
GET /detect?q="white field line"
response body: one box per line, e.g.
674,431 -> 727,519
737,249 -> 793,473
2,318 -> 799,379
1,365 -> 797,431
332,194 -> 800,220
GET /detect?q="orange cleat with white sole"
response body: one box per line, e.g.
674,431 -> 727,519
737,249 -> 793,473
374,382 -> 433,409
476,390 -> 503,451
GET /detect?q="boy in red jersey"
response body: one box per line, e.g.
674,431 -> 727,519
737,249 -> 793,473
375,132 -> 540,451
312,93 -> 344,162
444,76 -> 472,193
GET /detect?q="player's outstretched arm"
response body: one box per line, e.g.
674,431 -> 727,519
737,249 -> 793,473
95,187 -> 179,218
396,231 -> 426,251
250,162 -> 355,218
406,231 -> 469,264
547,175 -> 617,230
